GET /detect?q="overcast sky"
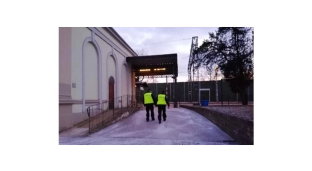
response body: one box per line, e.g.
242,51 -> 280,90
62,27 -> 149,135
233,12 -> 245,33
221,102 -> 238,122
114,27 -> 218,83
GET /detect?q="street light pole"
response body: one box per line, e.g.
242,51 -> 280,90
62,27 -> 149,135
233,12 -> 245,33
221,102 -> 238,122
173,75 -> 177,108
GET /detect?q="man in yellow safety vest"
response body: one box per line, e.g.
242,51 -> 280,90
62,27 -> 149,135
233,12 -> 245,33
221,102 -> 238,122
143,89 -> 156,122
156,90 -> 170,124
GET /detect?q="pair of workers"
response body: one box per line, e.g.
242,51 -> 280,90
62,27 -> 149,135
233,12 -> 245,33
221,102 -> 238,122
143,89 -> 170,124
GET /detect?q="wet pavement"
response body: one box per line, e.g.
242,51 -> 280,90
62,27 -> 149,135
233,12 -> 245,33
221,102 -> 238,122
59,107 -> 237,145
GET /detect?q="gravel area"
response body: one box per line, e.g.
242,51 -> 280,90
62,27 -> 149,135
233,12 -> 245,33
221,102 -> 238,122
205,106 -> 254,121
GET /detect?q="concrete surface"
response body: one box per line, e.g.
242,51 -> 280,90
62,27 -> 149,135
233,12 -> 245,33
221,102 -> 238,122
59,128 -> 89,137
59,107 -> 237,145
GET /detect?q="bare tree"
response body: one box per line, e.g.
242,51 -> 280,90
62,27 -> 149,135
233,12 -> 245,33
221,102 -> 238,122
198,67 -> 209,81
135,49 -> 157,83
200,65 -> 215,81
135,49 -> 149,56
205,65 -> 214,81
198,64 -> 224,81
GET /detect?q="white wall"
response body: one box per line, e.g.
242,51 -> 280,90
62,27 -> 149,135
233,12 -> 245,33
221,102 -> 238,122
121,64 -> 127,96
72,104 -> 83,114
70,27 -> 135,113
71,27 -> 91,113
114,49 -> 123,98
94,35 -> 111,102
71,27 -> 91,101
84,42 -> 98,100
120,65 -> 130,107
96,27 -> 134,57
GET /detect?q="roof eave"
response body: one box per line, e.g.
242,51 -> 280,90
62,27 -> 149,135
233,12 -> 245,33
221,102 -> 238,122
104,27 -> 138,56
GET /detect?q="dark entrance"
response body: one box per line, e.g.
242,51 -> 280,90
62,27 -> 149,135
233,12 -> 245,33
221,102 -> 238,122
109,76 -> 115,109
126,53 -> 179,108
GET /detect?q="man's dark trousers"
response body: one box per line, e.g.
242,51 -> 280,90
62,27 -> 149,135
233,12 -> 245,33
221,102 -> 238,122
145,104 -> 154,121
158,105 -> 167,123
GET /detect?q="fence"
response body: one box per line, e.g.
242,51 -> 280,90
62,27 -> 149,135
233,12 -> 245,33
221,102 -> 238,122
86,94 -> 142,133
140,80 -> 254,104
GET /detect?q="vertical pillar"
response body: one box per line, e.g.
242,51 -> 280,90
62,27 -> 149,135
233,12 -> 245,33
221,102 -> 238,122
59,27 -> 73,131
187,82 -> 189,102
132,72 -> 136,103
156,81 -> 158,95
236,93 -> 238,103
216,80 -> 218,102
166,76 -> 168,96
247,86 -> 249,102
184,82 -> 185,102
174,76 -> 177,108
221,79 -> 223,105
170,82 -> 171,101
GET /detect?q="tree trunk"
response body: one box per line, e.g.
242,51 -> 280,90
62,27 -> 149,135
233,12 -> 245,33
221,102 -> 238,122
240,88 -> 248,105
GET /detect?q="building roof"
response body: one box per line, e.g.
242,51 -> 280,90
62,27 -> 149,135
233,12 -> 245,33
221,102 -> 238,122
126,53 -> 178,77
105,27 -> 138,56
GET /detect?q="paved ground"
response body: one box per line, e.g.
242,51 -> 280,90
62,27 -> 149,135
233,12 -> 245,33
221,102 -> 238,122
59,107 -> 237,145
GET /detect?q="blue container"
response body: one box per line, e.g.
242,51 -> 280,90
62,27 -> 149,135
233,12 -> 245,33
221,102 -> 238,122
201,100 -> 209,106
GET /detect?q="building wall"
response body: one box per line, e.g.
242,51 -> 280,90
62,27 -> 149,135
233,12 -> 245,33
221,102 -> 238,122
132,71 -> 136,97
59,28 -> 72,85
93,35 -> 112,104
59,27 -> 136,131
71,27 -> 89,101
59,27 -> 73,132
71,27 -> 135,112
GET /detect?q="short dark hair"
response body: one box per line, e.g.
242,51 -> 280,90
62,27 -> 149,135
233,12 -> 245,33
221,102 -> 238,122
148,89 -> 151,92
161,90 -> 165,94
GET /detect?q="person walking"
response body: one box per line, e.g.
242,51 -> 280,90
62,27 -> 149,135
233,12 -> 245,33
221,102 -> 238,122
156,90 -> 170,124
143,89 -> 156,122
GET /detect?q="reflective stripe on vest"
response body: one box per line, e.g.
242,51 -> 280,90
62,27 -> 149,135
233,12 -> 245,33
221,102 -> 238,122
157,94 -> 166,105
144,93 -> 153,104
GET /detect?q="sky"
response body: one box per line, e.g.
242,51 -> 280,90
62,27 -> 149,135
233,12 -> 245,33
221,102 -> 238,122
114,27 -> 218,83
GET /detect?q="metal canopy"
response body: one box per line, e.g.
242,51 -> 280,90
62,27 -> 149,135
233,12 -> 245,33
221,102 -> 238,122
135,81 -> 149,87
126,53 -> 178,77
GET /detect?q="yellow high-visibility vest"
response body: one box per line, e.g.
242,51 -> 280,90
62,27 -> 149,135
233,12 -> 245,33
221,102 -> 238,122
157,94 -> 166,105
144,93 -> 154,104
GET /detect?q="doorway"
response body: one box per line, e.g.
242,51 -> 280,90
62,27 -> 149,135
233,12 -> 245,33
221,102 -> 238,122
109,76 -> 115,109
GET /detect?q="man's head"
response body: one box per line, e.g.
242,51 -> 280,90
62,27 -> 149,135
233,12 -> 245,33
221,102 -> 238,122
161,90 -> 165,94
148,89 -> 151,92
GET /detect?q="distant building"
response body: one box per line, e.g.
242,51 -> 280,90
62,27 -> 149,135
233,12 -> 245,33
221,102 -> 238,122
59,27 -> 137,132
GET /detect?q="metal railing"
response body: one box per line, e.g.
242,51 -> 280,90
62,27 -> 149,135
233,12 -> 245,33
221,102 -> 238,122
86,94 -> 142,134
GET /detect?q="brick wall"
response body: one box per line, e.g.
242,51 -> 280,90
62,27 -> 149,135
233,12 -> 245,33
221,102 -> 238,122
180,105 -> 254,145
